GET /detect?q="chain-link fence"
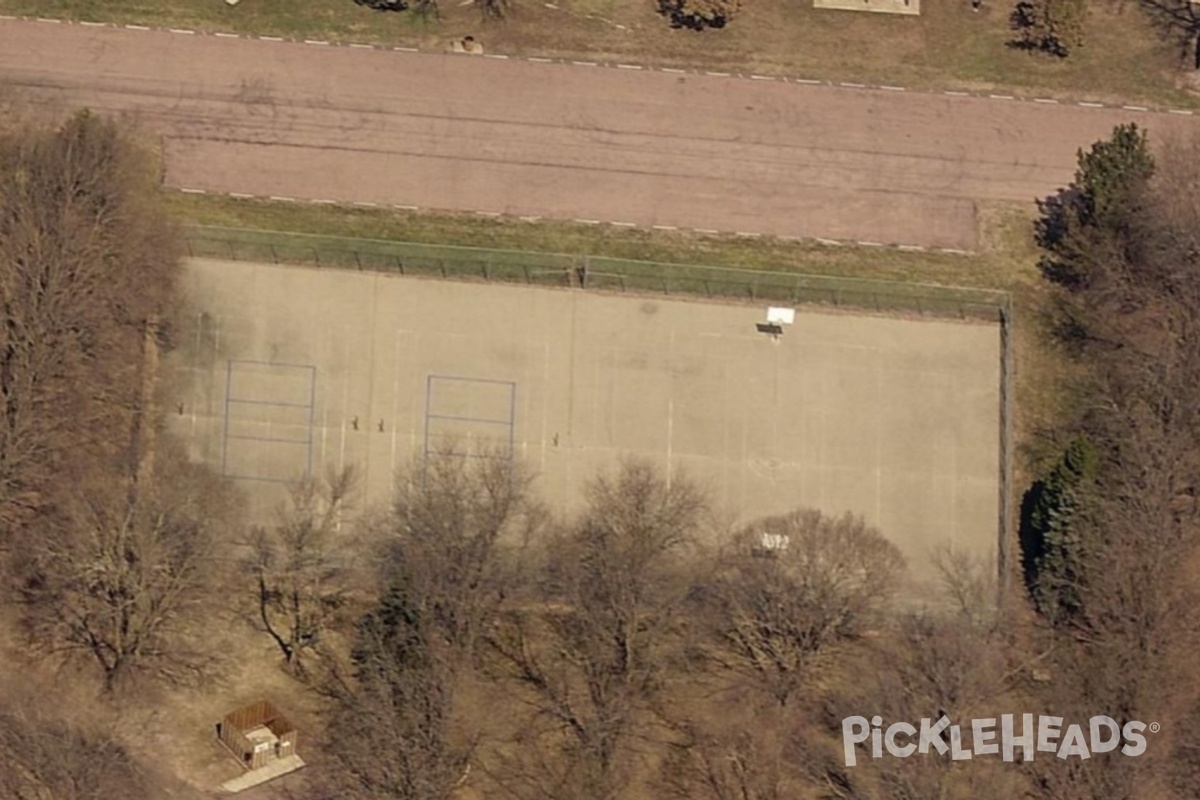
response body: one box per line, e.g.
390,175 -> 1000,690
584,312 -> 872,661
183,226 -> 1012,321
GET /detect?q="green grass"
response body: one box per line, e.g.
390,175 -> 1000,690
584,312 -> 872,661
165,192 -> 1040,293
4,0 -> 1197,108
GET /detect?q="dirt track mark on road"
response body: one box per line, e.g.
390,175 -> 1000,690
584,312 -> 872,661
1,20 -> 1194,249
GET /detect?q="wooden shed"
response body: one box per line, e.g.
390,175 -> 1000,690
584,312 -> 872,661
217,700 -> 299,771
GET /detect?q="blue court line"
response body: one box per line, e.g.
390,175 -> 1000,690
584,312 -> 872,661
227,397 -> 314,408
427,374 -> 518,386
221,360 -> 232,476
223,473 -> 295,485
226,434 -> 313,445
307,365 -> 316,479
229,359 -> 318,371
509,382 -> 516,460
426,413 -> 513,426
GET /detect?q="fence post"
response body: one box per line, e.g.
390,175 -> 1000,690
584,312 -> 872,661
355,250 -> 362,271
395,255 -> 404,275
270,244 -> 278,264
483,256 -> 491,281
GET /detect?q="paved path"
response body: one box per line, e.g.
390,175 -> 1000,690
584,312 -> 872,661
1,20 -> 1194,249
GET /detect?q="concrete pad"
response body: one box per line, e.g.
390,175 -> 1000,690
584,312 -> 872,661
168,260 -> 1000,583
814,0 -> 920,14
221,755 -> 305,794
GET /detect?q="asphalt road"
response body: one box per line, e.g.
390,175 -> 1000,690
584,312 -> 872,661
1,20 -> 1194,249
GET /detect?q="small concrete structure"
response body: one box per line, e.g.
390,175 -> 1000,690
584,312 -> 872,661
813,0 -> 920,15
217,700 -> 305,793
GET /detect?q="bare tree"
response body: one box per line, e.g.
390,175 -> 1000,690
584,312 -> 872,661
485,460 -> 707,800
0,109 -> 180,547
0,702 -> 158,800
385,448 -> 539,660
320,580 -> 472,800
697,509 -> 905,708
18,450 -> 237,693
250,467 -> 358,677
